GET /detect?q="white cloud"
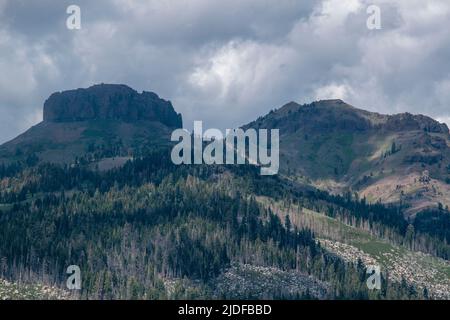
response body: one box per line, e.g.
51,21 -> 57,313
314,84 -> 353,101
312,0 -> 363,32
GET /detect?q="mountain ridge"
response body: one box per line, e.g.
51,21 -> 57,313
260,99 -> 449,133
2,85 -> 450,214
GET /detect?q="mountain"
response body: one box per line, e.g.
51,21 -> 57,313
0,84 -> 182,165
4,87 -> 449,215
1,86 -> 450,300
244,99 -> 450,215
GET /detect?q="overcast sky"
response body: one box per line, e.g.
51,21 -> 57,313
1,0 -> 450,143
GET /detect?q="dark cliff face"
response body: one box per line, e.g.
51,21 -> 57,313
43,84 -> 182,128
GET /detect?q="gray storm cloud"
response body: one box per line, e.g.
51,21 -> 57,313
1,0 -> 450,143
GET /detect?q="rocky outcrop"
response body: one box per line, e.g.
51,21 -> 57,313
43,84 -> 182,128
383,113 -> 449,134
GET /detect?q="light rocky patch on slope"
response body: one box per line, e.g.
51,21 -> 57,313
0,278 -> 72,300
212,263 -> 330,299
360,171 -> 450,216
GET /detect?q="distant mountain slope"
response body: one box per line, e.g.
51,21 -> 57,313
0,84 -> 182,164
243,99 -> 450,215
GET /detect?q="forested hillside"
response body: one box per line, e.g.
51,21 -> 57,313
0,148 -> 436,299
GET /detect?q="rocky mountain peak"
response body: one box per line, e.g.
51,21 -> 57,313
43,84 -> 182,128
257,99 -> 449,135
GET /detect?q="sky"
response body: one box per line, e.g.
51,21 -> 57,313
1,0 -> 450,143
